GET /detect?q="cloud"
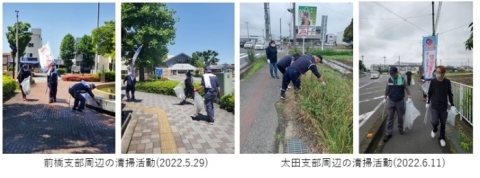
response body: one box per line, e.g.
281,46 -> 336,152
240,2 -> 353,39
360,1 -> 473,67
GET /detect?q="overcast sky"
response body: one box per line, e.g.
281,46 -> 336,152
240,2 -> 353,39
359,1 -> 473,68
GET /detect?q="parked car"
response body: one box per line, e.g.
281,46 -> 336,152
240,41 -> 246,48
244,41 -> 254,49
255,42 -> 266,50
275,41 -> 281,47
370,71 -> 380,79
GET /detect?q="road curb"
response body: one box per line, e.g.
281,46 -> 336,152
360,113 -> 387,153
240,56 -> 263,80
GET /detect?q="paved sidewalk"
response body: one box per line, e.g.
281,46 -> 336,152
382,78 -> 450,153
121,90 -> 235,154
3,82 -> 115,154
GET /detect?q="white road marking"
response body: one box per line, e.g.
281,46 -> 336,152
359,101 -> 385,128
363,86 -> 385,90
359,82 -> 373,89
360,89 -> 384,96
359,96 -> 384,103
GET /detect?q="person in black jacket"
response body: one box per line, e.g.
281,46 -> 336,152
17,64 -> 31,101
265,40 -> 279,79
69,82 -> 101,113
47,62 -> 61,103
181,71 -> 195,105
123,71 -> 136,101
277,53 -> 301,75
405,71 -> 413,86
426,65 -> 455,148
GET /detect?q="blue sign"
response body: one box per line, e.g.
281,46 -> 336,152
155,68 -> 163,76
422,36 -> 438,80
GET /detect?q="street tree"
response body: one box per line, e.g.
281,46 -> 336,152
122,3 -> 178,81
343,18 -> 353,44
465,22 -> 473,50
92,20 -> 115,60
76,35 -> 95,72
60,34 -> 76,70
5,21 -> 33,61
190,50 -> 220,67
359,60 -> 366,72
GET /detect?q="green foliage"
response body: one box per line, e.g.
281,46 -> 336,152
246,48 -> 256,63
219,93 -> 234,113
98,71 -> 115,82
5,21 -> 33,59
190,50 -> 220,67
359,60 -> 366,71
60,34 -> 76,68
76,35 -> 95,69
121,74 -> 126,80
122,3 -> 178,81
57,68 -> 66,75
289,48 -> 353,56
136,80 -> 207,97
465,22 -> 473,50
343,18 -> 353,43
92,21 -> 116,59
3,75 -> 17,96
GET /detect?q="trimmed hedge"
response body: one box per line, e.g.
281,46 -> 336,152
98,71 -> 115,82
61,74 -> 100,82
3,75 -> 16,96
220,93 -> 234,113
57,68 -> 67,75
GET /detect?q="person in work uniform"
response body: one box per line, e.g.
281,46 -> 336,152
69,81 -> 101,113
47,62 -> 60,103
426,65 -> 455,147
277,53 -> 301,75
195,67 -> 221,125
17,64 -> 31,101
280,54 -> 324,99
123,71 -> 136,101
181,71 -> 194,105
382,66 -> 411,142
405,70 -> 413,86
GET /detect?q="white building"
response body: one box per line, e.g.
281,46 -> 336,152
326,33 -> 336,44
25,28 -> 42,58
336,31 -> 349,46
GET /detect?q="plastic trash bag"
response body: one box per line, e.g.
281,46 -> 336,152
411,79 -> 415,85
194,92 -> 204,114
422,81 -> 429,94
21,76 -> 31,95
447,107 -> 458,126
404,101 -> 421,130
173,83 -> 185,100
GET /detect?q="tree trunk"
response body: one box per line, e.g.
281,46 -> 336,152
139,66 -> 145,82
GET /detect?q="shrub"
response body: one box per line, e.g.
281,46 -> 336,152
194,74 -> 202,78
61,74 -> 100,82
121,74 -> 126,80
57,68 -> 66,75
136,80 -> 205,97
98,71 -> 115,82
219,93 -> 234,113
3,75 -> 17,96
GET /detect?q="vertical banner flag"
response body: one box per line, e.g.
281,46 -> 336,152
422,36 -> 437,80
131,44 -> 143,77
297,6 -> 317,36
38,42 -> 54,72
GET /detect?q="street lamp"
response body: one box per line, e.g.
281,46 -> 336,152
262,29 -> 265,40
14,10 -> 19,79
246,21 -> 250,41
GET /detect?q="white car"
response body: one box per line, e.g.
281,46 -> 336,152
244,41 -> 254,48
370,71 -> 380,79
255,42 -> 266,50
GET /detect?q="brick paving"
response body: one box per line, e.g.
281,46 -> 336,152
3,81 -> 116,154
121,90 -> 235,154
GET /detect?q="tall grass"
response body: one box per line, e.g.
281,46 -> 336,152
243,56 -> 267,80
296,65 -> 353,153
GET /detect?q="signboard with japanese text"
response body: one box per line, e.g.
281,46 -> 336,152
422,36 -> 437,80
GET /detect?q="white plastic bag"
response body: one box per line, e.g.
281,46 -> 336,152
21,76 -> 31,95
447,107 -> 458,126
412,79 -> 415,85
422,81 -> 429,94
194,92 -> 204,113
173,83 -> 185,100
404,101 -> 420,130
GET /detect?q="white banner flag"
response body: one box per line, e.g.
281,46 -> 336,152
38,42 -> 54,72
131,44 -> 143,77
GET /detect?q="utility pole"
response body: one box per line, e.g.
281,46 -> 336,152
94,3 -> 100,74
432,1 -> 435,36
384,56 -> 386,70
292,3 -> 296,45
264,3 -> 271,42
361,55 -> 364,61
288,21 -> 291,41
398,56 -> 400,66
280,18 -> 282,42
14,10 -> 19,79
246,22 -> 250,40
468,58 -> 469,67
262,29 -> 265,40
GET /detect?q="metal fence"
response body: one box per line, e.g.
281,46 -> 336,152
450,81 -> 473,126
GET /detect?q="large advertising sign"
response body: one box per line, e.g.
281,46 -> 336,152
38,42 -> 54,72
298,6 -> 317,26
422,36 -> 437,80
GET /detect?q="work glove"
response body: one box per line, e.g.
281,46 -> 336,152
406,98 -> 412,103
321,82 -> 326,86
426,104 -> 430,109
382,99 -> 387,105
267,59 -> 270,63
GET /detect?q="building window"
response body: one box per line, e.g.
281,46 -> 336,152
28,43 -> 34,47
28,53 -> 33,57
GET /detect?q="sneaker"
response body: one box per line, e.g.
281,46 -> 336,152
399,130 -> 404,135
280,91 -> 286,100
288,86 -> 291,89
431,130 -> 435,138
440,139 -> 446,147
383,135 -> 392,142
76,109 -> 84,113
209,121 -> 214,125
276,76 -> 280,79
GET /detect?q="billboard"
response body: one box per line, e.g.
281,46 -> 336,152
422,36 -> 437,80
298,6 -> 317,26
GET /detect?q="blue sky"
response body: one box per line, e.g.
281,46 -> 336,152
165,3 -> 234,64
2,3 -> 115,58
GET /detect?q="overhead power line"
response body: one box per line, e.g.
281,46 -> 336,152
373,1 -> 430,34
437,23 -> 471,34
360,14 -> 431,20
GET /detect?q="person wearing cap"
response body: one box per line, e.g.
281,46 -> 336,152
277,53 -> 301,75
280,54 -> 324,99
382,66 -> 411,142
69,81 -> 100,113
426,65 -> 455,147
405,70 -> 413,86
123,71 -> 136,101
181,71 -> 195,105
47,62 -> 61,103
194,66 -> 221,125
266,40 -> 279,79
17,64 -> 31,101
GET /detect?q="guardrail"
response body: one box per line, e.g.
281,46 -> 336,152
450,81 -> 473,126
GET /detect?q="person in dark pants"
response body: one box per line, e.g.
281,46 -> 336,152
405,71 -> 413,86
47,62 -> 60,103
277,53 -> 301,75
195,67 -> 221,125
181,71 -> 194,105
17,64 -> 31,101
123,71 -> 136,101
68,82 -> 100,113
265,40 -> 279,79
426,65 -> 455,148
382,67 -> 411,142
280,54 -> 324,99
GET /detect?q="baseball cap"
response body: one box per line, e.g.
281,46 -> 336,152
389,67 -> 398,74
89,83 -> 96,89
205,67 -> 212,73
314,54 -> 323,63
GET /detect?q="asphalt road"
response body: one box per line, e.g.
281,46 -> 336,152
358,73 -> 388,143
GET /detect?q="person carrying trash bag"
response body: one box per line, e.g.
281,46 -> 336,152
47,62 -> 61,103
17,64 -> 31,101
181,71 -> 195,105
280,54 -> 324,99
68,81 -> 101,113
382,66 -> 411,142
194,67 -> 220,125
426,65 -> 455,147
123,71 -> 136,101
